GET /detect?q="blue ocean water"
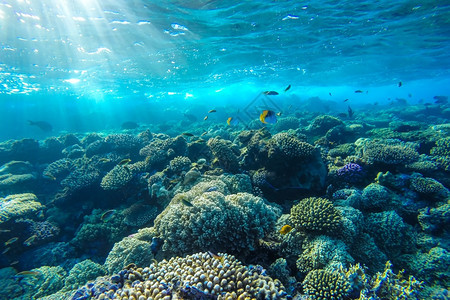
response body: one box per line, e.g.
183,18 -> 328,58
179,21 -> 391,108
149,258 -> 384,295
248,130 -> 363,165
0,0 -> 449,140
0,1 -> 450,299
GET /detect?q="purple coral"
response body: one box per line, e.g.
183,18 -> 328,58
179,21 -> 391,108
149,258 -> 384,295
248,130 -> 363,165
336,163 -> 365,183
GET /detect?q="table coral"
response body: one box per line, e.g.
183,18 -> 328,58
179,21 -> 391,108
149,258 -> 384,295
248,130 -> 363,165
0,193 -> 44,224
290,197 -> 342,234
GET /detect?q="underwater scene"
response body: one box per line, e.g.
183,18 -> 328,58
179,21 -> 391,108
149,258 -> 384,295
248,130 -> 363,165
0,0 -> 449,299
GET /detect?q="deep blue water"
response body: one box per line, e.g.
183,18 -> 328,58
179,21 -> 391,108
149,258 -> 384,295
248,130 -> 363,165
0,0 -> 449,140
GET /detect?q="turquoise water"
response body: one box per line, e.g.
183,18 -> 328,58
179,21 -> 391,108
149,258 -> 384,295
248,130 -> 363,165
1,0 -> 450,140
0,1 -> 449,299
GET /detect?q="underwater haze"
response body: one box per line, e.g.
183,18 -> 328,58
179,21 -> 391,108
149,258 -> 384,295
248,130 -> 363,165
0,0 -> 450,139
0,1 -> 450,300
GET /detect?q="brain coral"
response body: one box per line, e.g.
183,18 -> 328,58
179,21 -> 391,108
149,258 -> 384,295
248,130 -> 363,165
302,269 -> 351,300
0,193 -> 44,224
93,252 -> 287,299
290,197 -> 342,234
154,192 -> 281,256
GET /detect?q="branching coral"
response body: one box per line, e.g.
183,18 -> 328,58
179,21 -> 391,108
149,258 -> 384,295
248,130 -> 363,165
290,197 -> 342,234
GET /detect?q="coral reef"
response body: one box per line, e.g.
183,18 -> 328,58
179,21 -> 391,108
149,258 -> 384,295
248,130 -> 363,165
63,259 -> 106,291
104,237 -> 155,274
82,252 -> 287,299
307,115 -> 344,136
358,138 -> 419,165
100,165 -> 134,191
0,193 -> 44,224
207,137 -> 240,172
154,191 -> 281,256
290,197 -> 342,234
302,268 -> 351,300
122,203 -> 158,227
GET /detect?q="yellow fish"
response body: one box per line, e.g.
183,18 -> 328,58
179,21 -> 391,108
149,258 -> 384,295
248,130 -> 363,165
204,116 -> 208,120
99,158 -> 111,163
101,209 -> 116,222
259,110 -> 277,124
5,237 -> 18,246
118,159 -> 131,166
43,173 -> 56,181
23,235 -> 37,246
208,109 -> 216,113
279,225 -> 292,235
208,251 -> 225,263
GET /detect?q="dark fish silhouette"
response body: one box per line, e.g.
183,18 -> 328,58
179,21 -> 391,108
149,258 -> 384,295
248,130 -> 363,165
354,90 -> 363,93
348,106 -> 354,118
284,84 -> 291,92
121,121 -> 139,130
263,91 -> 279,96
434,96 -> 448,104
398,81 -> 402,87
28,120 -> 52,132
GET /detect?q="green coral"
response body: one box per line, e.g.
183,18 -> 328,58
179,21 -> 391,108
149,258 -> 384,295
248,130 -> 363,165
100,165 -> 134,190
417,203 -> 450,233
168,156 -> 192,173
20,266 -> 67,299
359,139 -> 419,165
0,193 -> 44,224
290,197 -> 342,234
268,132 -> 315,162
63,259 -> 106,291
307,115 -> 344,135
430,137 -> 450,157
409,173 -> 446,196
302,269 -> 351,300
122,203 -> 158,227
296,235 -> 354,274
104,237 -> 155,274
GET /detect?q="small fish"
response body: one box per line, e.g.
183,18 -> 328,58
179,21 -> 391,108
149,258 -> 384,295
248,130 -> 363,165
348,106 -> 354,118
329,92 -> 332,96
276,112 -> 282,116
10,261 -> 19,266
101,209 -> 116,222
227,117 -> 239,126
205,186 -> 218,192
279,225 -> 292,235
182,132 -> 194,137
0,229 -> 11,233
208,109 -> 216,113
204,116 -> 208,121
16,271 -> 40,277
343,99 -> 349,102
208,251 -> 225,263
151,258 -> 158,267
2,247 -> 10,254
99,158 -> 111,163
28,120 -> 52,132
181,199 -> 193,207
118,158 -> 131,166
150,237 -> 163,255
263,91 -> 279,96
398,81 -> 402,87
201,131 -> 208,136
43,173 -> 56,181
23,235 -> 37,246
284,84 -> 291,92
5,237 -> 18,246
354,90 -> 363,93
259,110 -> 277,124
